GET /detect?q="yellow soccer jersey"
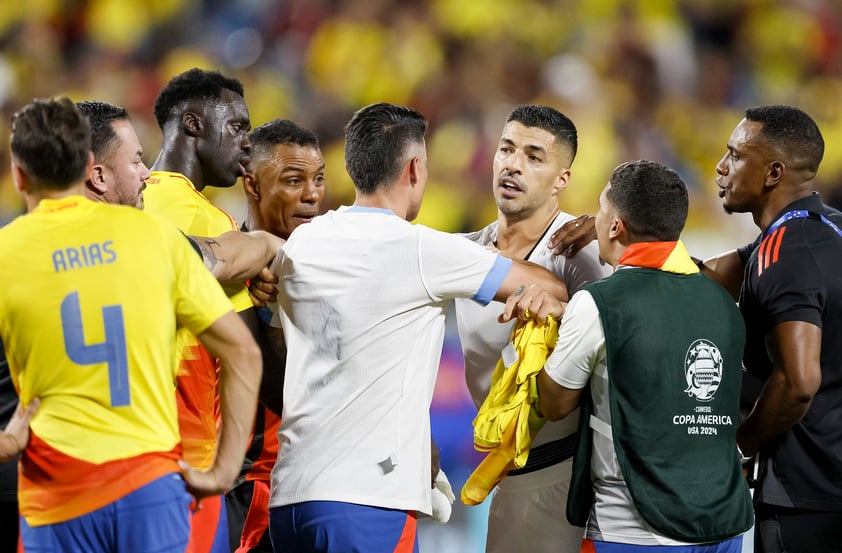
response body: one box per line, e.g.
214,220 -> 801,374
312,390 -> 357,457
143,171 -> 252,469
143,171 -> 252,311
0,196 -> 234,525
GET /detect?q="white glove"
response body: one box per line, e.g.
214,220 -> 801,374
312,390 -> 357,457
431,469 -> 456,524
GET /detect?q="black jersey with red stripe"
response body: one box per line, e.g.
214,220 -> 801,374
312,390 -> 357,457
739,192 -> 842,511
740,193 -> 842,372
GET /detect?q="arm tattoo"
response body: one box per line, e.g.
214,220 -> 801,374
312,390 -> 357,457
196,238 -> 227,271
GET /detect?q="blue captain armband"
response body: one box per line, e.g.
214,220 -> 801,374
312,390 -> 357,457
472,255 -> 513,305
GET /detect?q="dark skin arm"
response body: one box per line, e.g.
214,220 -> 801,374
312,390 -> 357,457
548,215 -> 596,257
248,268 -> 279,308
737,321 -> 822,456
698,250 -> 745,302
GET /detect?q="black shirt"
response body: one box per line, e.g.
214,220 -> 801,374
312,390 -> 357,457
185,233 -> 202,258
0,341 -> 19,502
740,192 -> 842,511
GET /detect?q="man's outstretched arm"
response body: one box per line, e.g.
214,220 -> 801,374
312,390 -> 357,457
191,230 -> 284,282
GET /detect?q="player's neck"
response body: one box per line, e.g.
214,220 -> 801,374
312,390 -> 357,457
496,206 -> 559,259
151,142 -> 205,191
353,188 -> 409,219
26,182 -> 86,212
755,187 -> 815,233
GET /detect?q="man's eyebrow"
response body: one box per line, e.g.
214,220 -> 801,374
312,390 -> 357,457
523,143 -> 548,156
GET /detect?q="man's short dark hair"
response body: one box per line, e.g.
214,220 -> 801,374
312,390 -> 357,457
11,97 -> 90,190
745,105 -> 824,173
153,68 -> 245,130
607,160 -> 688,242
344,103 -> 427,194
250,119 -> 320,160
76,101 -> 129,165
507,104 -> 578,164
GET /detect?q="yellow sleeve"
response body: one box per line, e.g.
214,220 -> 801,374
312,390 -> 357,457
163,222 -> 235,335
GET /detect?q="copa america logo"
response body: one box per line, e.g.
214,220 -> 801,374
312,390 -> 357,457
684,339 -> 723,402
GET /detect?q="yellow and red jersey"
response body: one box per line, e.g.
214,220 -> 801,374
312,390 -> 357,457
0,196 -> 233,525
144,171 -> 252,469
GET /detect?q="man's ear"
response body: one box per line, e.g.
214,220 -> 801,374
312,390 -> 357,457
182,112 -> 203,137
392,156 -> 417,192
553,168 -> 571,195
609,216 -> 625,241
10,160 -> 27,193
243,172 -> 259,200
766,160 -> 785,188
407,156 -> 420,187
87,164 -> 108,196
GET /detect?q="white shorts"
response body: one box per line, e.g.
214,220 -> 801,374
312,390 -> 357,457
486,459 -> 583,553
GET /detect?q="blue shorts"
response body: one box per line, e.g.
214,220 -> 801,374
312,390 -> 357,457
582,535 -> 743,553
21,472 -> 192,553
269,501 -> 418,553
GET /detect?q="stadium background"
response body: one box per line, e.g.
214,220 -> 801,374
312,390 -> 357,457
1,0 -> 841,550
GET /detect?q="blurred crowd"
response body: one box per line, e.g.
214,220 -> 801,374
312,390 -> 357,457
2,0 -> 842,242
3,3 -> 841,550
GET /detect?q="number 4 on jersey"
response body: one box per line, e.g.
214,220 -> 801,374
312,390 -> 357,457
60,291 -> 130,407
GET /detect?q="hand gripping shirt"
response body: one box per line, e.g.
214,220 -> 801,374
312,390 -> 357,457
144,171 -> 252,469
0,196 -> 233,525
455,213 -> 611,449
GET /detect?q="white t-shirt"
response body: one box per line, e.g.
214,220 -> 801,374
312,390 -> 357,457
544,287 -> 693,546
454,213 -> 611,447
268,206 -> 512,515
